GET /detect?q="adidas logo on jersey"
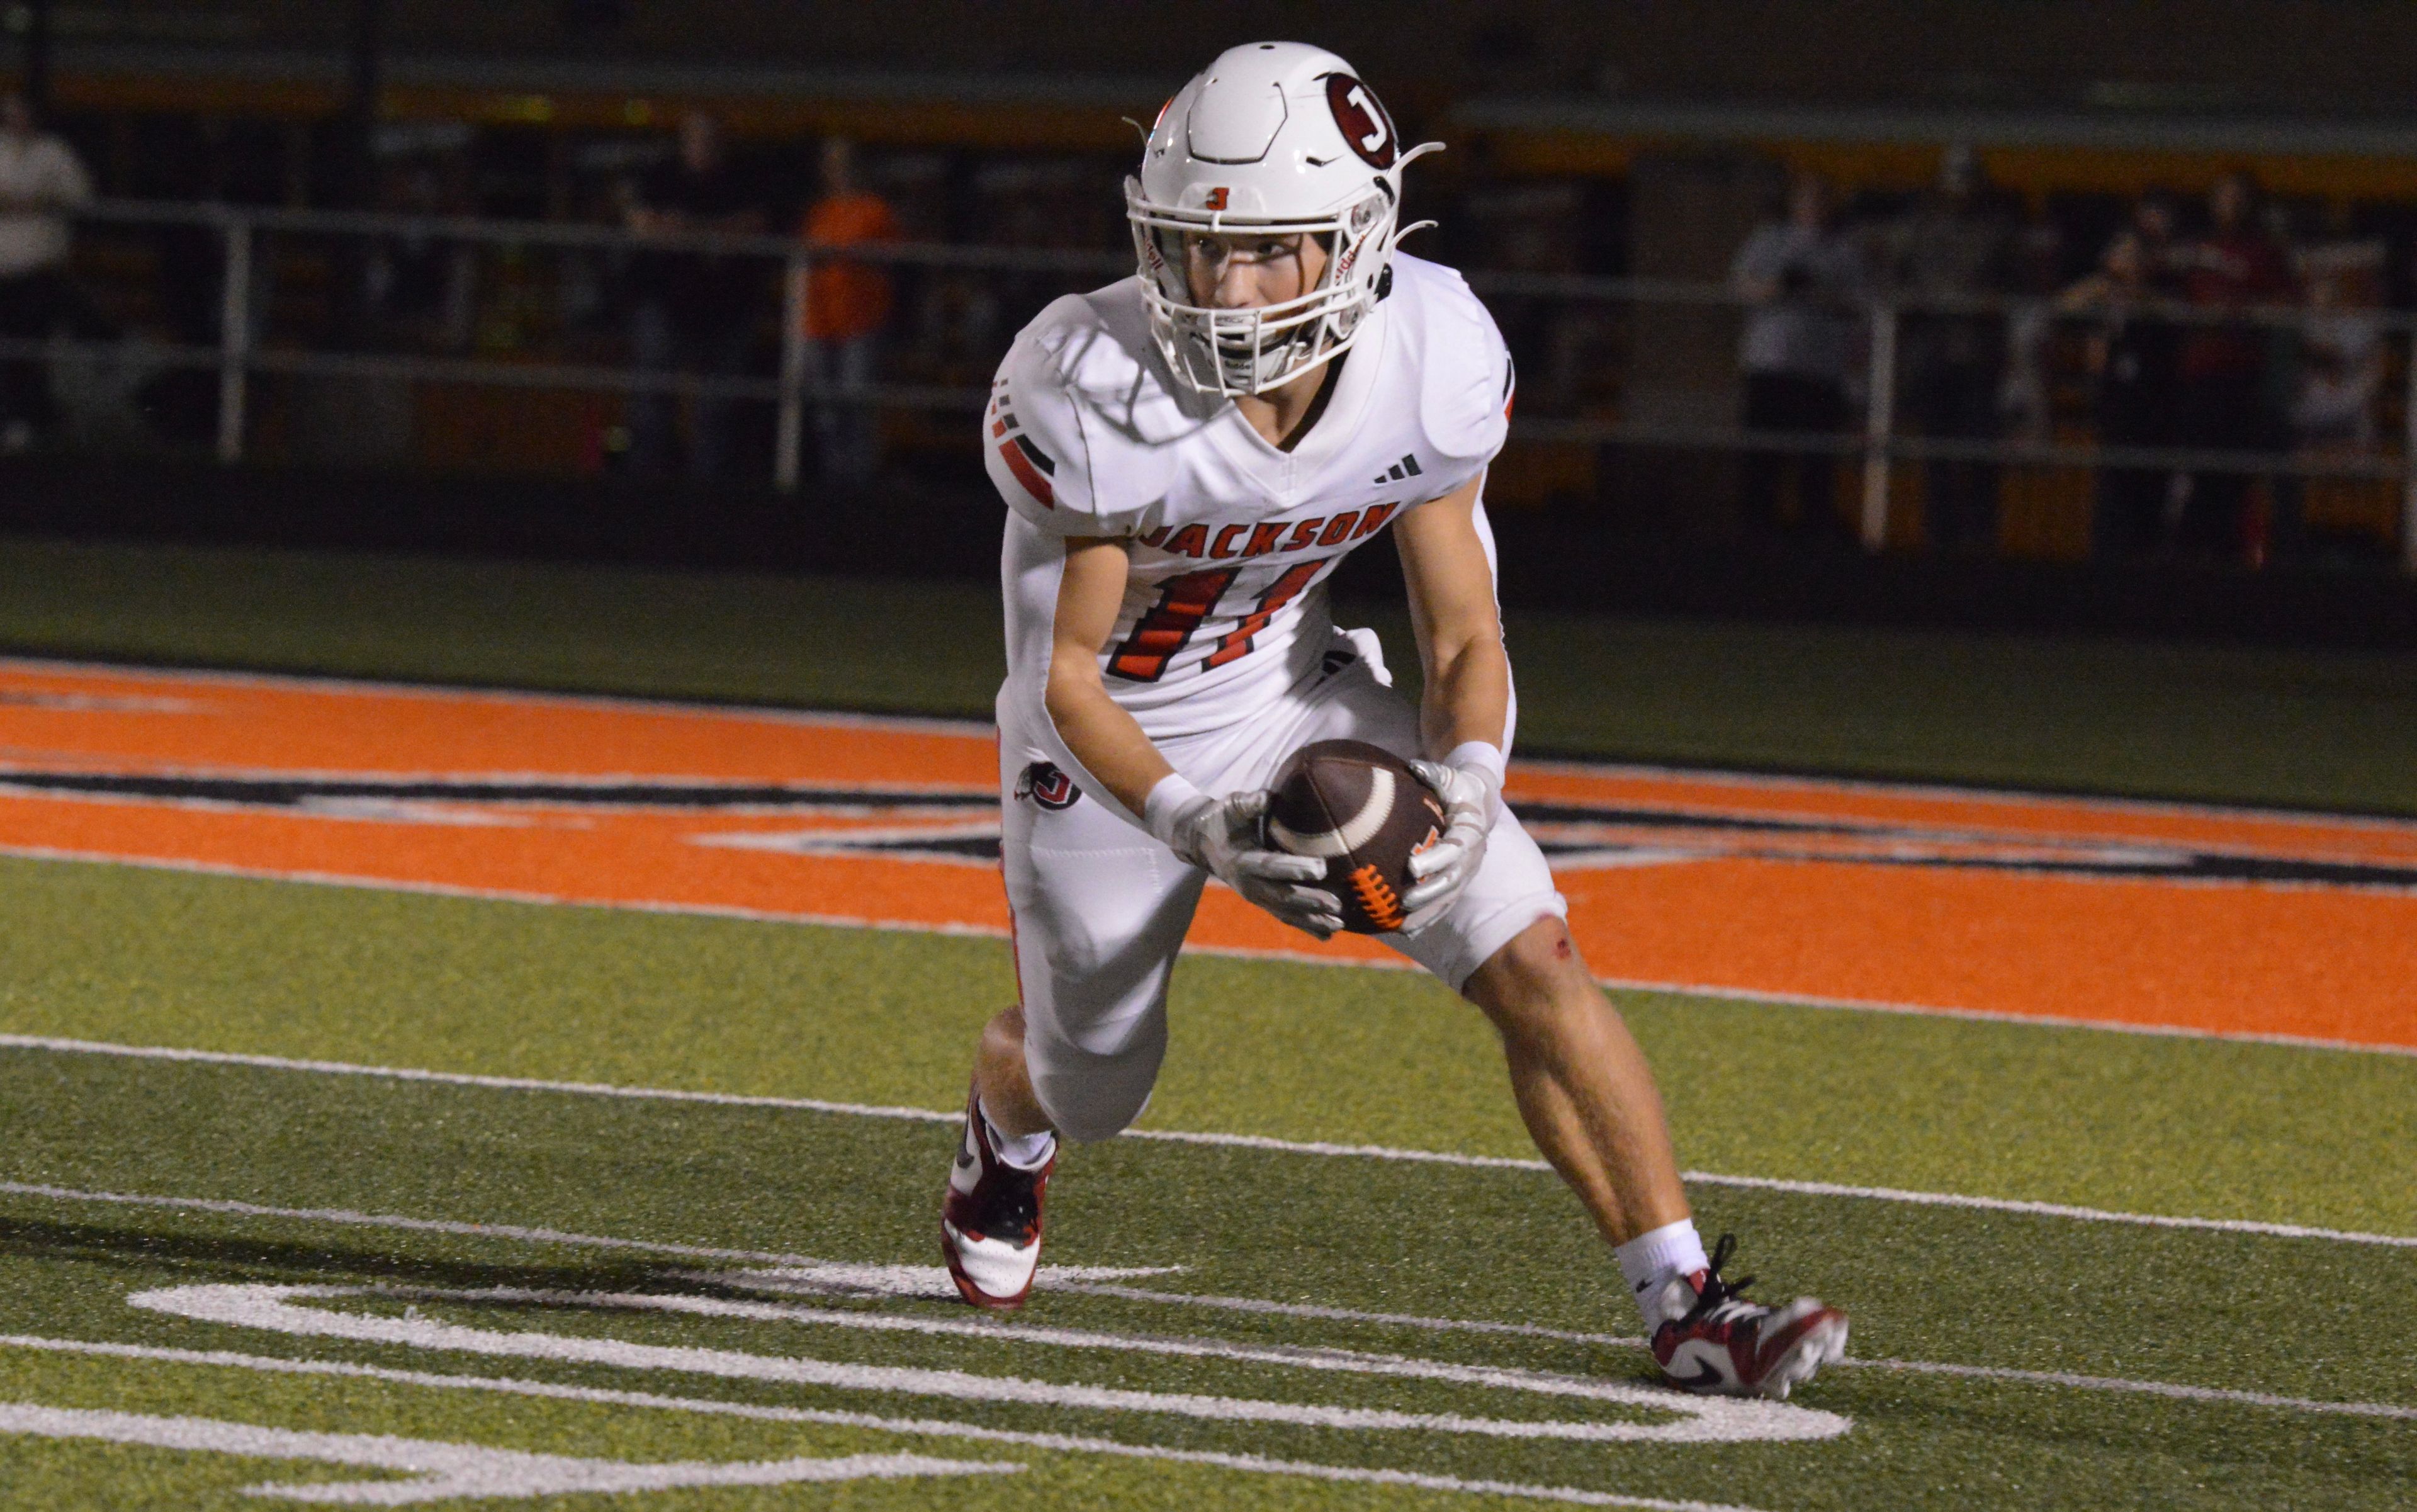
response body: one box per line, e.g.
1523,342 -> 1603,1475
1373,453 -> 1423,485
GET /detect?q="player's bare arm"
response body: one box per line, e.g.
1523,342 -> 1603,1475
1388,478 -> 1515,928
1041,536 -> 1172,816
1392,477 -> 1511,757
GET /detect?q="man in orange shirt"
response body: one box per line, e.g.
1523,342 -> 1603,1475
797,137 -> 898,484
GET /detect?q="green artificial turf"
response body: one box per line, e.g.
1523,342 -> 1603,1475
3,536 -> 2414,813
4,855 -> 2411,1238
1,1045 -> 2411,1511
3,534 -> 2414,1507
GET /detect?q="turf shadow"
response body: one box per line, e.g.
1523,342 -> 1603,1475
0,1213 -> 692,1298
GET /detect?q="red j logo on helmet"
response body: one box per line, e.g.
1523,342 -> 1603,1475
1324,74 -> 1397,169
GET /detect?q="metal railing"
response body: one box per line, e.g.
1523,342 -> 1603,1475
13,198 -> 2417,573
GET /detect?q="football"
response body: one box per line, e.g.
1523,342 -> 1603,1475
1263,739 -> 1446,934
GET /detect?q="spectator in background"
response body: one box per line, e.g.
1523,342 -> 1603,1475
797,137 -> 898,486
2172,171 -> 2296,561
369,155 -> 475,354
2277,237 -> 2387,565
2129,194 -> 2183,284
1730,172 -> 1864,539
0,91 -> 96,452
623,110 -> 766,481
2061,228 -> 2183,562
1995,200 -> 2070,444
1883,144 -> 2014,553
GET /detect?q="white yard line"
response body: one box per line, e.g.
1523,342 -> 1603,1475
1845,1357 -> 2417,1421
0,1399 -> 1007,1504
1587,974 -> 2417,1059
0,1031 -> 959,1126
4,1032 -> 2412,1248
1,1182 -> 2408,1425
0,1335 -> 1754,1512
0,844 -> 1021,949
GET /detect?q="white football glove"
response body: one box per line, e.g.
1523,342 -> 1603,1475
1402,744 -> 1506,933
1147,778 -> 1344,940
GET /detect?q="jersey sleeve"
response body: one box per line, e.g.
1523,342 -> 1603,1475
984,315 -> 1096,533
1414,267 -> 1516,497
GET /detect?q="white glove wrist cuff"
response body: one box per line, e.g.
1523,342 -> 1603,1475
1443,740 -> 1507,788
1142,772 -> 1207,850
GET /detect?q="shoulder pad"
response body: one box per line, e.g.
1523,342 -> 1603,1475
986,298 -> 1100,531
1397,255 -> 1513,468
986,286 -> 1188,534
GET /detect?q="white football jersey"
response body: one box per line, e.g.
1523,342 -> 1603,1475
988,253 -> 1513,748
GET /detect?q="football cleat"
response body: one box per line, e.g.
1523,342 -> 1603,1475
939,1085 -> 1054,1311
1649,1234 -> 1849,1400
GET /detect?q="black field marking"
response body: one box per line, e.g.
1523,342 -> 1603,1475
8,765 -> 2413,893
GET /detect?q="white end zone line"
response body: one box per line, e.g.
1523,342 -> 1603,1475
4,1032 -> 2412,1250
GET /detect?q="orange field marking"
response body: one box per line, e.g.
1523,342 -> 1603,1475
3,657 -> 2413,1052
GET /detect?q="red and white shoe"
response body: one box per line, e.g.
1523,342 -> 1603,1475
939,1086 -> 1054,1311
1650,1234 -> 1849,1400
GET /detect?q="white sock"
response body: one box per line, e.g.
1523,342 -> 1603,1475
1614,1219 -> 1710,1331
979,1100 -> 1056,1170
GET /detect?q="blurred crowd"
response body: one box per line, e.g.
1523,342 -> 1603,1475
3,93 -> 2411,567
0,96 -> 1044,486
1729,153 -> 2394,566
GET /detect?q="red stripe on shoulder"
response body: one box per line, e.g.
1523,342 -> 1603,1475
999,439 -> 1054,507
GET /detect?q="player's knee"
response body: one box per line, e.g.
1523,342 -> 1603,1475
1467,918 -> 1591,1039
981,1004 -> 1028,1058
1024,1007 -> 1166,1143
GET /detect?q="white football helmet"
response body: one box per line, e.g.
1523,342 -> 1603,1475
1127,42 -> 1439,397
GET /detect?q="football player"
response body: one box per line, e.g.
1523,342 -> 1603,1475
945,41 -> 1847,1399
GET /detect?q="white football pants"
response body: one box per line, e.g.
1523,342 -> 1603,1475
997,638 -> 1567,1142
